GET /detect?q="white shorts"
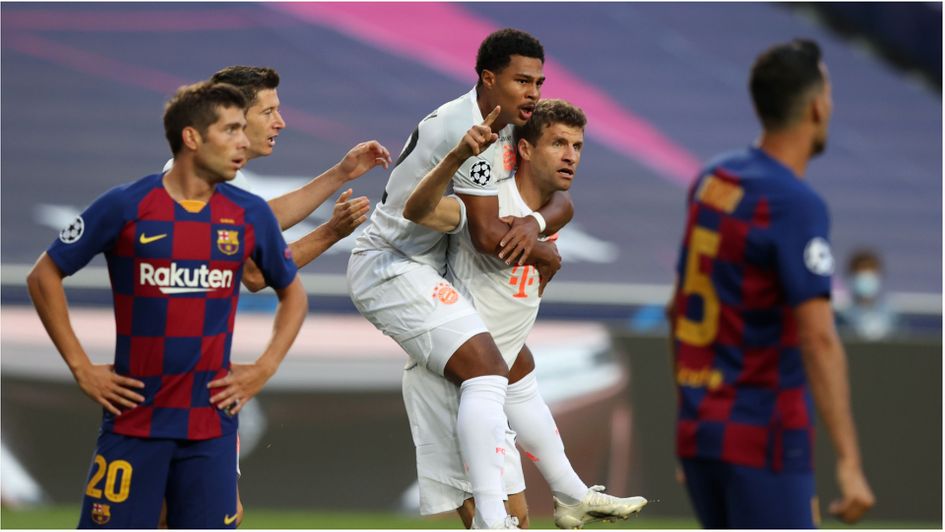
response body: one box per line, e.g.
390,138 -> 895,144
348,250 -> 487,374
402,361 -> 525,515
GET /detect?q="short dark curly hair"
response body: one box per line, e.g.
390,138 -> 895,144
749,39 -> 825,131
475,28 -> 544,86
211,65 -> 280,107
514,99 -> 586,149
163,81 -> 247,155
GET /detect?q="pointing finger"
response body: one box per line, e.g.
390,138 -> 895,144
482,105 -> 501,127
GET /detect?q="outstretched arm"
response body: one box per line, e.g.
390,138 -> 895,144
208,275 -> 308,414
404,106 -> 501,233
26,253 -> 145,415
242,189 -> 370,292
267,140 -> 391,230
795,297 -> 875,524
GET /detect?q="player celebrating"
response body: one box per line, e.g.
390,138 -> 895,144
667,39 -> 875,528
26,82 -> 307,528
348,28 -> 572,529
403,99 -> 647,529
168,66 -> 392,291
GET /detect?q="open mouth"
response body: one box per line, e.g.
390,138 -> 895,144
267,135 -> 277,148
557,168 -> 575,179
519,104 -> 535,120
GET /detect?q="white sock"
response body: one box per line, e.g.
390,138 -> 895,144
457,375 -> 510,526
506,371 -> 588,503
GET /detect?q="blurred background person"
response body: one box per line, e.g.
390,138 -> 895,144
837,249 -> 899,341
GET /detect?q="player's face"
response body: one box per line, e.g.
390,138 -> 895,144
195,105 -> 249,183
245,88 -> 285,160
527,122 -> 584,192
811,62 -> 832,157
489,55 -> 544,127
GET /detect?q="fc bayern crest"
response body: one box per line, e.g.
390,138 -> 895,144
470,160 -> 492,186
217,229 -> 240,255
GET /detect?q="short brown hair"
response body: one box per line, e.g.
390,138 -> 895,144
163,81 -> 247,155
514,99 -> 587,148
211,65 -> 280,107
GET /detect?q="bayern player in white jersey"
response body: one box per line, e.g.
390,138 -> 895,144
403,100 -> 648,529
348,29 -> 574,529
161,66 -> 392,527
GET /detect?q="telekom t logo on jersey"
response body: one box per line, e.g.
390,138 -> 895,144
139,262 -> 233,294
508,266 -> 536,298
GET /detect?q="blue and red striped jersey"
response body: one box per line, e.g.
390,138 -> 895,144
47,173 -> 297,440
672,147 -> 833,472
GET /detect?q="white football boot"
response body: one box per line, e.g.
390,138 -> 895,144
553,485 -> 647,529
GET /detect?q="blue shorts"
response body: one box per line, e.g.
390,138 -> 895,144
77,431 -> 238,529
681,458 -> 817,528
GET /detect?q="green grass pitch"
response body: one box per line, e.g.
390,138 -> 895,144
1,505 -> 941,529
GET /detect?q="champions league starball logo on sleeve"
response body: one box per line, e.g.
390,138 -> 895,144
804,237 -> 835,276
59,215 -> 84,244
470,160 -> 492,186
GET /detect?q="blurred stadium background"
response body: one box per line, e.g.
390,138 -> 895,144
1,2 -> 941,529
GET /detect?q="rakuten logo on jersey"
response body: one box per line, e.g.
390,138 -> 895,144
139,263 -> 233,294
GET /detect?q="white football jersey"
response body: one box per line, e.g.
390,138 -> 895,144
353,87 -> 516,278
162,159 -> 251,191
447,175 -> 544,363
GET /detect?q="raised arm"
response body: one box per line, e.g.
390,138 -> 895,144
404,106 -> 501,233
208,275 -> 307,414
27,253 -> 145,415
242,189 -> 371,292
795,297 -> 875,523
267,140 -> 391,230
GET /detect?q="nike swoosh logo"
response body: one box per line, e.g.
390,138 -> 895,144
224,514 -> 238,526
139,233 -> 167,244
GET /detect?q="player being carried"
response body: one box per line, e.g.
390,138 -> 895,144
27,81 -> 308,528
403,99 -> 647,529
347,28 -> 573,529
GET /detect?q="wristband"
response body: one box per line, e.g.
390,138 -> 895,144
528,211 -> 547,233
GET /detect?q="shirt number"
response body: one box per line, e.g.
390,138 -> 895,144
675,227 -> 721,346
85,454 -> 133,503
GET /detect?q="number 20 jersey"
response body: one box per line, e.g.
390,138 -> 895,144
46,173 -> 297,441
672,146 -> 833,472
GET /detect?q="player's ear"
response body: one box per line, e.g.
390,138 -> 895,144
182,126 -> 200,151
517,138 -> 532,162
481,69 -> 496,90
811,90 -> 828,126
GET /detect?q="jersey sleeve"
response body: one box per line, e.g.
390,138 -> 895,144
774,190 -> 833,306
452,152 -> 500,197
248,199 -> 298,290
46,186 -> 128,276
445,194 -> 468,235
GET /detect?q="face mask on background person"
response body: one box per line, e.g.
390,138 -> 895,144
851,270 -> 881,300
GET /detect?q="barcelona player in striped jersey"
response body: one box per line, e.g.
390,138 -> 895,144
668,39 -> 875,528
159,66 -> 392,527
26,82 -> 308,528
